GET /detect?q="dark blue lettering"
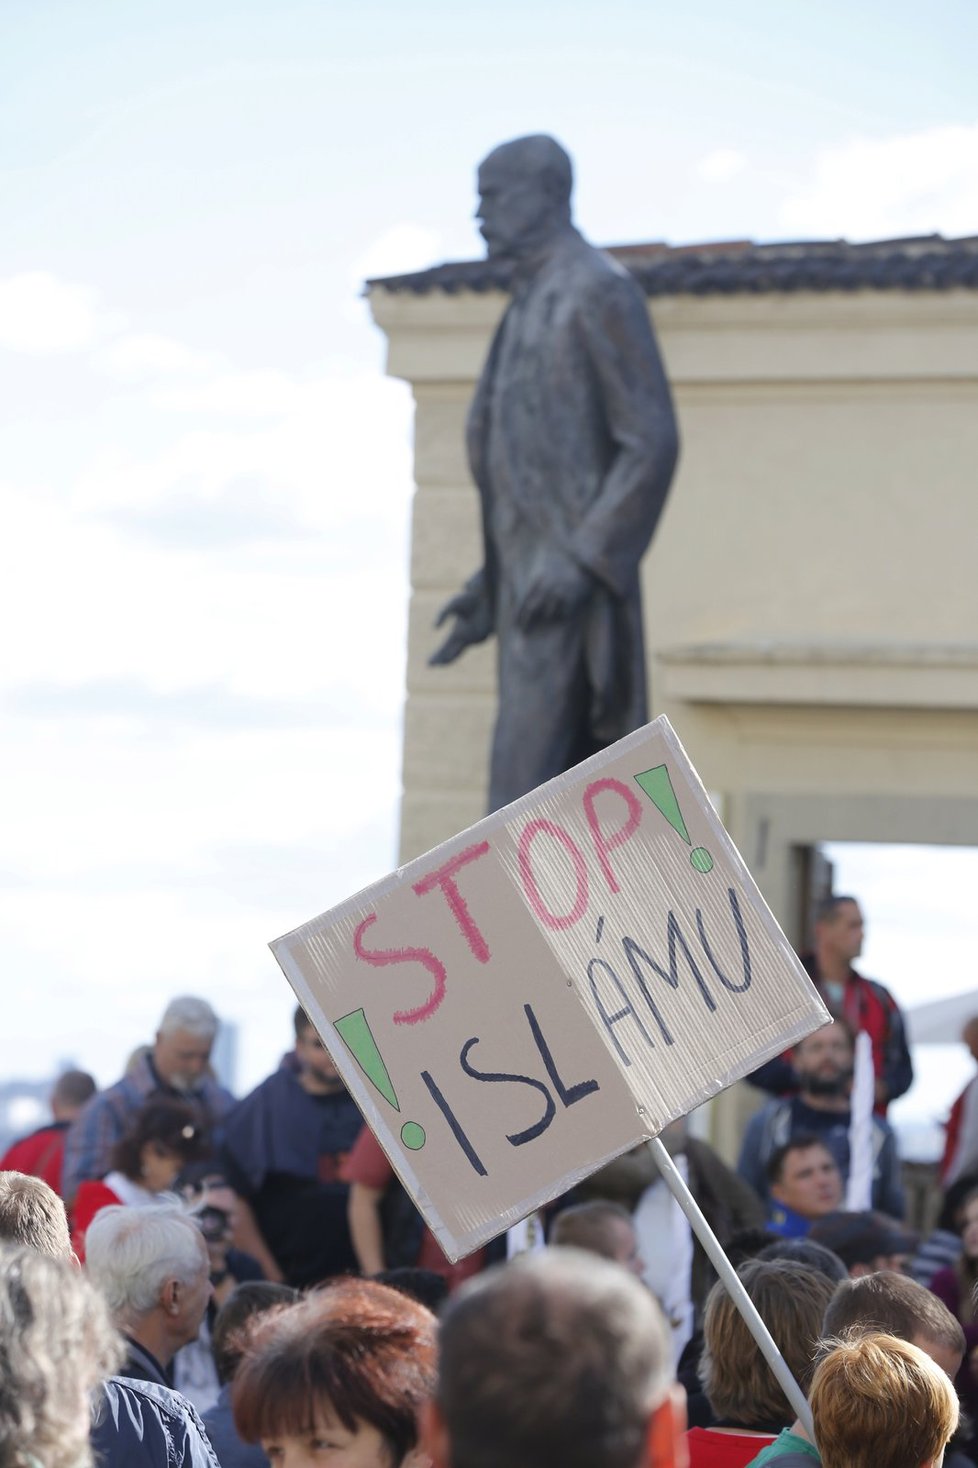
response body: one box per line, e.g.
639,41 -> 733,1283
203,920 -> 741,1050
587,959 -> 656,1065
525,1002 -> 600,1104
460,1037 -> 555,1147
697,888 -> 752,993
420,1069 -> 487,1176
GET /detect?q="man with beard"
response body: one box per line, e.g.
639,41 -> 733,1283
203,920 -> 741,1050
219,1006 -> 363,1286
738,1020 -> 904,1217
750,895 -> 912,1115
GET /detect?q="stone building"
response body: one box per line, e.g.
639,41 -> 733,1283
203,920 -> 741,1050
368,235 -> 978,1151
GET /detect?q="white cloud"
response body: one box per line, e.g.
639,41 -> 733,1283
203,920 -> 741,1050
696,149 -> 747,184
97,332 -> 221,380
0,350 -> 414,708
71,366 -> 413,528
352,222 -> 445,285
0,303 -> 416,1093
780,123 -> 978,241
150,368 -> 325,417
0,272 -> 102,353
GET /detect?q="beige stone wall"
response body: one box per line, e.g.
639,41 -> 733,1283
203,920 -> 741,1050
373,285 -> 978,865
371,280 -> 978,1159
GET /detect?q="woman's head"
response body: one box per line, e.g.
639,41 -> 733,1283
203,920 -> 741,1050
232,1276 -> 437,1468
109,1098 -> 206,1189
811,1332 -> 958,1468
0,1244 -> 123,1468
699,1258 -> 837,1428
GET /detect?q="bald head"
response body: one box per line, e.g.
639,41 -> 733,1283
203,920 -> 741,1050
477,134 -> 574,260
480,135 -> 572,201
429,1249 -> 680,1468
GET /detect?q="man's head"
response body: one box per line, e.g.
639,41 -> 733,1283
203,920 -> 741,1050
822,1269 -> 965,1381
476,135 -> 573,261
154,995 -> 219,1093
293,1006 -> 344,1094
767,1135 -> 844,1222
85,1204 -> 212,1366
700,1259 -> 836,1429
211,1280 -> 298,1384
755,1236 -> 849,1284
423,1249 -> 684,1468
809,1210 -> 917,1278
814,895 -> 864,965
811,1332 -> 958,1468
0,1171 -> 72,1260
50,1068 -> 96,1122
793,1020 -> 855,1099
549,1201 -> 645,1278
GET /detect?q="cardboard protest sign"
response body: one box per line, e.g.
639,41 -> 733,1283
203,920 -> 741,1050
270,716 -> 829,1261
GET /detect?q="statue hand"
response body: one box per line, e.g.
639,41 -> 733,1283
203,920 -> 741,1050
516,549 -> 592,632
429,577 -> 493,666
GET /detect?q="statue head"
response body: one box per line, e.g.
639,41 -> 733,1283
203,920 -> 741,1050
476,134 -> 573,261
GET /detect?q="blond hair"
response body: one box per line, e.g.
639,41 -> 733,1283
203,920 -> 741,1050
811,1332 -> 959,1468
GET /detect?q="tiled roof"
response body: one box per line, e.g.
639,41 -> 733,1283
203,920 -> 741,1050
367,235 -> 978,297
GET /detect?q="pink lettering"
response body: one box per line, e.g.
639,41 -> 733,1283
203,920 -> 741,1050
583,778 -> 642,895
412,841 -> 492,963
518,819 -> 589,931
353,914 -> 447,1025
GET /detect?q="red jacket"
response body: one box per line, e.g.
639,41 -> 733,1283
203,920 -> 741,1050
0,1122 -> 70,1195
749,958 -> 913,1113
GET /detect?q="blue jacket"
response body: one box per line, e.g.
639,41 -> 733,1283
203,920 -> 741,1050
738,1095 -> 904,1218
202,1382 -> 270,1468
219,1056 -> 363,1285
91,1376 -> 222,1468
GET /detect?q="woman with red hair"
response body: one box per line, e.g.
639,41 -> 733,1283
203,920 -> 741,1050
233,1276 -> 436,1468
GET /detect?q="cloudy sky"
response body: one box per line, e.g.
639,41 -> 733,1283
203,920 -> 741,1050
2,0 -> 976,1110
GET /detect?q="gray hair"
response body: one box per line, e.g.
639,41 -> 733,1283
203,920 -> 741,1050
0,1244 -> 122,1468
0,1172 -> 72,1261
85,1204 -> 205,1322
158,995 -> 219,1040
437,1248 -> 672,1468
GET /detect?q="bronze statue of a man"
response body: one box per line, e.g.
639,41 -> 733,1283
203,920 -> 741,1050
431,135 -> 679,812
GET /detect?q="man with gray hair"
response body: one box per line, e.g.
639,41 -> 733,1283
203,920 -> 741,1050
86,1204 -> 222,1467
420,1249 -> 687,1468
63,995 -> 233,1202
86,1203 -> 213,1387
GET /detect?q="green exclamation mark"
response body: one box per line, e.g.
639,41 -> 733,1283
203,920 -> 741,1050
634,764 -> 714,873
335,1008 -> 426,1150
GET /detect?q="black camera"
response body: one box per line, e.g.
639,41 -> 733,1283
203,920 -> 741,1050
194,1204 -> 231,1243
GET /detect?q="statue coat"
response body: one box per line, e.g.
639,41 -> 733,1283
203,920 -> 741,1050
465,228 -> 679,810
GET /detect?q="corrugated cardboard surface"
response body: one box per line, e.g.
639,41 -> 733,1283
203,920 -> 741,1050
271,716 -> 828,1259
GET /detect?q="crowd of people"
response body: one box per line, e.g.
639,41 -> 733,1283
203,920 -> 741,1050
2,891 -> 978,1467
